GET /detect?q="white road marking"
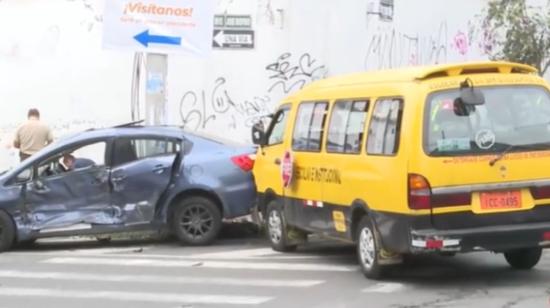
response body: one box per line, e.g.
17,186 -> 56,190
0,270 -> 324,287
43,257 -> 357,272
0,287 -> 272,305
362,282 -> 405,293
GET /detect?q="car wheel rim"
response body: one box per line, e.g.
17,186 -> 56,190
359,227 -> 375,269
268,209 -> 283,244
180,204 -> 213,239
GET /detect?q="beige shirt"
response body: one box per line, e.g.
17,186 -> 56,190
14,119 -> 53,155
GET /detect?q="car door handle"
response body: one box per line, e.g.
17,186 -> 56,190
112,174 -> 126,182
274,158 -> 281,165
152,164 -> 166,174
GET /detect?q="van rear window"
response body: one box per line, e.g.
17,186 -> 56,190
425,85 -> 550,156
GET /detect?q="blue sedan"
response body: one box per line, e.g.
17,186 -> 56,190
0,125 -> 257,250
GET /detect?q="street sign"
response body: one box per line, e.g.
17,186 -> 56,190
102,0 -> 214,56
212,29 -> 254,49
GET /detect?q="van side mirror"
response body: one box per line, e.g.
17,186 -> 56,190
251,121 -> 266,146
458,78 -> 485,106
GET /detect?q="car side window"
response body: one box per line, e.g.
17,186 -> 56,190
367,98 -> 403,155
327,100 -> 369,154
37,141 -> 106,178
266,106 -> 290,146
112,138 -> 179,167
292,102 -> 328,152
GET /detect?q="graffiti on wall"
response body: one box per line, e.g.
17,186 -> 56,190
266,52 -> 328,95
364,22 -> 449,70
179,77 -> 272,131
179,52 -> 327,132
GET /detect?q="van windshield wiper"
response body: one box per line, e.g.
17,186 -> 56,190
489,144 -> 515,166
489,143 -> 550,166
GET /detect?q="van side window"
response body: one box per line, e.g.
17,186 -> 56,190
292,102 -> 328,152
327,100 -> 369,153
267,106 -> 290,145
367,98 -> 403,155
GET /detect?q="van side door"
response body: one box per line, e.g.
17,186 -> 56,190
285,101 -> 328,229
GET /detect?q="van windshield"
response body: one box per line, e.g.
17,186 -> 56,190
425,85 -> 550,156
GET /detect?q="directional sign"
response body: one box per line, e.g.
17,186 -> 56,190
212,30 -> 254,49
103,0 -> 214,56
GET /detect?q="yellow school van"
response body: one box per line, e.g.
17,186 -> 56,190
251,61 -> 550,279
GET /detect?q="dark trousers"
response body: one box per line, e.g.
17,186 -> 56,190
19,152 -> 31,162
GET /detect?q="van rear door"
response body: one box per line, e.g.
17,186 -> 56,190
421,85 -> 550,230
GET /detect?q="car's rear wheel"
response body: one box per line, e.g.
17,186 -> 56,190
266,200 -> 296,252
0,211 -> 16,252
356,216 -> 385,279
171,196 -> 222,246
504,247 -> 542,270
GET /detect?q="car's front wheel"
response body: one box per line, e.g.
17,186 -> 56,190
0,211 -> 15,252
171,196 -> 222,246
504,247 -> 542,270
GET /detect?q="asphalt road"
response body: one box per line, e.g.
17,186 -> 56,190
0,225 -> 549,308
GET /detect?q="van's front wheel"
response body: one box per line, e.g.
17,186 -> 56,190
356,216 -> 385,279
504,247 -> 542,270
266,201 -> 296,252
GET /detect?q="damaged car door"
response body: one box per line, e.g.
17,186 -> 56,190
109,137 -> 179,225
24,141 -> 112,234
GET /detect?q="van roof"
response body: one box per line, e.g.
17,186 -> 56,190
291,61 -> 537,98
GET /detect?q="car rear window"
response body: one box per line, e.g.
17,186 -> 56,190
425,85 -> 550,156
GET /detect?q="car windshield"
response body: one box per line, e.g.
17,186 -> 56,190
425,85 -> 550,156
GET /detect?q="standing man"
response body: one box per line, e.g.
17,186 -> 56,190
13,108 -> 53,161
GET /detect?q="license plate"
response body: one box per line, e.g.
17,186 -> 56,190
479,191 -> 522,210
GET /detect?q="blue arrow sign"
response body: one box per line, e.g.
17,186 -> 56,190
134,30 -> 181,47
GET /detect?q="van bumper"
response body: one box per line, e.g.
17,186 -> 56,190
409,222 -> 550,253
372,208 -> 550,254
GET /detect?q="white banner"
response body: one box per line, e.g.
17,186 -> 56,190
103,0 -> 214,56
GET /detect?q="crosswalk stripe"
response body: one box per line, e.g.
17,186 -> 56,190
0,287 -> 272,305
43,257 -> 357,272
362,282 -> 405,293
0,270 -> 325,287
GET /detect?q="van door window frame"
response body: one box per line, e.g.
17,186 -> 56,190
366,97 -> 404,156
265,104 -> 291,146
292,101 -> 329,152
326,99 -> 370,154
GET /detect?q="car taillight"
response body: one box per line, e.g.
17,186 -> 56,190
231,154 -> 255,172
530,185 -> 550,200
543,231 -> 550,241
408,173 -> 431,210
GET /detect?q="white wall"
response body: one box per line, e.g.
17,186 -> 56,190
0,0 -> 517,169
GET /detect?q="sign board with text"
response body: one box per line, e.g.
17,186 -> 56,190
103,0 -> 214,56
212,29 -> 254,49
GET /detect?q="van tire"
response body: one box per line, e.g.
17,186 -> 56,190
356,216 -> 385,279
504,247 -> 542,270
266,200 -> 296,252
0,211 -> 16,253
171,196 -> 222,246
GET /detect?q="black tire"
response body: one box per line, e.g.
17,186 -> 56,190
96,236 -> 112,244
18,238 -> 37,247
266,200 -> 296,252
356,216 -> 385,279
504,247 -> 542,270
171,196 -> 222,246
0,211 -> 16,252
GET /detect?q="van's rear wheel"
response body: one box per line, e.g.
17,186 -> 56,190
0,211 -> 15,253
504,247 -> 542,270
356,216 -> 385,279
266,200 -> 296,252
